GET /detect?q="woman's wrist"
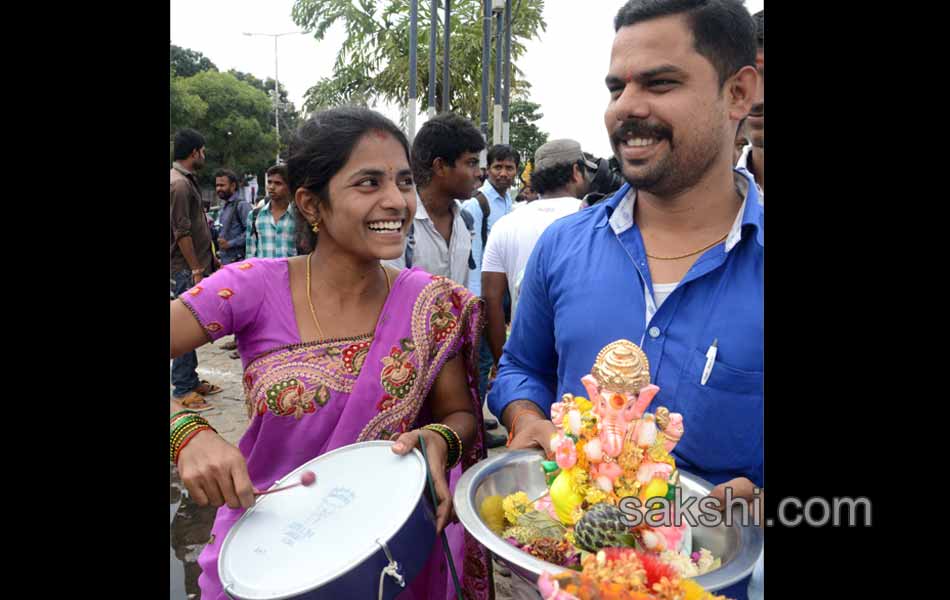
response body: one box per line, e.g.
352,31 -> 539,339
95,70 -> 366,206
422,423 -> 462,469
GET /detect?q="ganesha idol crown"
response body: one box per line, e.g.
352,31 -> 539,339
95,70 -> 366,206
591,340 -> 651,395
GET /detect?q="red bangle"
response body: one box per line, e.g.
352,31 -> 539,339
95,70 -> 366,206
173,426 -> 211,465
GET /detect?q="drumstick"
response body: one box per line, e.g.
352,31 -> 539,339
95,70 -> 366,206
254,470 -> 316,496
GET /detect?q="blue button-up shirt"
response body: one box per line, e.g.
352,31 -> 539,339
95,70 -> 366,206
490,170 -> 764,488
460,180 -> 514,296
216,192 -> 251,264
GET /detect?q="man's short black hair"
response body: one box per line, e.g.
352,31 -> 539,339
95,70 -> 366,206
266,164 -> 288,181
486,144 -> 520,169
214,169 -> 239,186
531,161 -> 585,196
753,9 -> 763,49
173,128 -> 205,161
411,113 -> 486,188
614,0 -> 756,86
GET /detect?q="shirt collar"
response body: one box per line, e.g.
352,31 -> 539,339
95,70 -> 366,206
480,180 -> 511,204
736,143 -> 752,170
172,162 -> 194,177
601,169 -> 763,250
414,191 -> 460,222
223,192 -> 241,205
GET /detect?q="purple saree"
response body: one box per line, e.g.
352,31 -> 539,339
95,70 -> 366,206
178,258 -> 491,600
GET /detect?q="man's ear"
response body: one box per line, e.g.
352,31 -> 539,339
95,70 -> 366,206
295,188 -> 322,224
431,157 -> 447,177
572,163 -> 586,185
726,65 -> 759,122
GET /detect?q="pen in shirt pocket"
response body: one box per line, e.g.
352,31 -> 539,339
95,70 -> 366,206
700,338 -> 718,386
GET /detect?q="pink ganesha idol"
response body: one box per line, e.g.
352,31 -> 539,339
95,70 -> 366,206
580,340 -> 660,460
580,341 -> 685,491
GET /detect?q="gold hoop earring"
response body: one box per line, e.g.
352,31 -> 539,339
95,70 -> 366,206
311,219 -> 321,234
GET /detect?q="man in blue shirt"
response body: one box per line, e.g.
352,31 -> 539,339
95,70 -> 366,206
213,169 -> 251,265
490,3 -> 762,595
461,144 -> 519,298
461,145 -> 518,445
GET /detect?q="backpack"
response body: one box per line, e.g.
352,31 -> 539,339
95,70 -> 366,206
248,204 -> 264,256
473,190 -> 490,256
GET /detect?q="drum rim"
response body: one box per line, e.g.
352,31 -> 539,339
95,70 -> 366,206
218,440 -> 428,599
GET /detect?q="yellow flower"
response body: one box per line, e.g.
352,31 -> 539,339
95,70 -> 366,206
580,414 -> 599,439
574,396 -> 592,412
502,492 -> 532,524
570,465 -> 590,491
479,495 -> 506,534
614,476 -> 641,500
648,439 -> 676,466
618,443 -> 644,473
585,487 -> 607,505
574,441 -> 589,471
679,579 -> 708,600
564,530 -> 576,546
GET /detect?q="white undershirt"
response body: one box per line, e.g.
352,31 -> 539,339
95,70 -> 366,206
653,281 -> 679,309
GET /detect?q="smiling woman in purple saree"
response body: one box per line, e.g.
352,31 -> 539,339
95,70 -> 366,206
169,107 -> 490,600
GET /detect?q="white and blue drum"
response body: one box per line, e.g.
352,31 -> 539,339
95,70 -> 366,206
218,441 -> 436,600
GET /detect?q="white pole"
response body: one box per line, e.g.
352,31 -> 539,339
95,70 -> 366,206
274,35 -> 280,164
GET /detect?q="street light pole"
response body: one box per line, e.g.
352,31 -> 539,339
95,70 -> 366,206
243,31 -> 304,164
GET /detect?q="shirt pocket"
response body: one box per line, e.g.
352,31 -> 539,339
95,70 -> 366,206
673,348 -> 763,477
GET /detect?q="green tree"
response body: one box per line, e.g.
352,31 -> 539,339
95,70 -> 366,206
170,44 -> 218,77
173,71 -> 279,185
229,70 -> 302,152
291,0 -> 547,121
508,99 -> 548,167
170,67 -> 208,137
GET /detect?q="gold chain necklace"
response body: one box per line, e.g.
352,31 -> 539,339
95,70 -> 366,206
645,232 -> 729,261
305,251 -> 391,339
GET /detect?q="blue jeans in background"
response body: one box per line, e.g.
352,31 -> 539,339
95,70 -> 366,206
171,269 -> 201,397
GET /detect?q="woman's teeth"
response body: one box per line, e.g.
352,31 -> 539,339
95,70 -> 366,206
367,220 -> 403,232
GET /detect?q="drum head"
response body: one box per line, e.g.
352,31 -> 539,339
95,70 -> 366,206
219,441 -> 428,599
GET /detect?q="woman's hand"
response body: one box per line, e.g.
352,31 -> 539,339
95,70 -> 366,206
391,428 -> 454,534
177,430 -> 255,510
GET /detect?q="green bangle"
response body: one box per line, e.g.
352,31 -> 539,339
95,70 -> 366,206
423,424 -> 462,469
169,409 -> 197,422
170,418 -> 213,448
170,420 -> 216,461
171,414 -> 208,436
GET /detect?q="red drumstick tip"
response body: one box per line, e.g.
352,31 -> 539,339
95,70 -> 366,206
300,471 -> 317,487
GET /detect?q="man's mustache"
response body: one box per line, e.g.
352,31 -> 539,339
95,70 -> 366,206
611,119 -> 672,146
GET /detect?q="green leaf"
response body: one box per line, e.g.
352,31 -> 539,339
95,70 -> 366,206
617,533 -> 637,548
516,510 -> 566,540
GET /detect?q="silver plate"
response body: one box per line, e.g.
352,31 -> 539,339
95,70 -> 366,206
454,450 -> 763,592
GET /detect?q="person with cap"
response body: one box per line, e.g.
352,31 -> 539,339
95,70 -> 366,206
481,139 -> 595,381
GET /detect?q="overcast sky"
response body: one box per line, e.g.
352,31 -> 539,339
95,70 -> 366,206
171,0 -> 764,160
